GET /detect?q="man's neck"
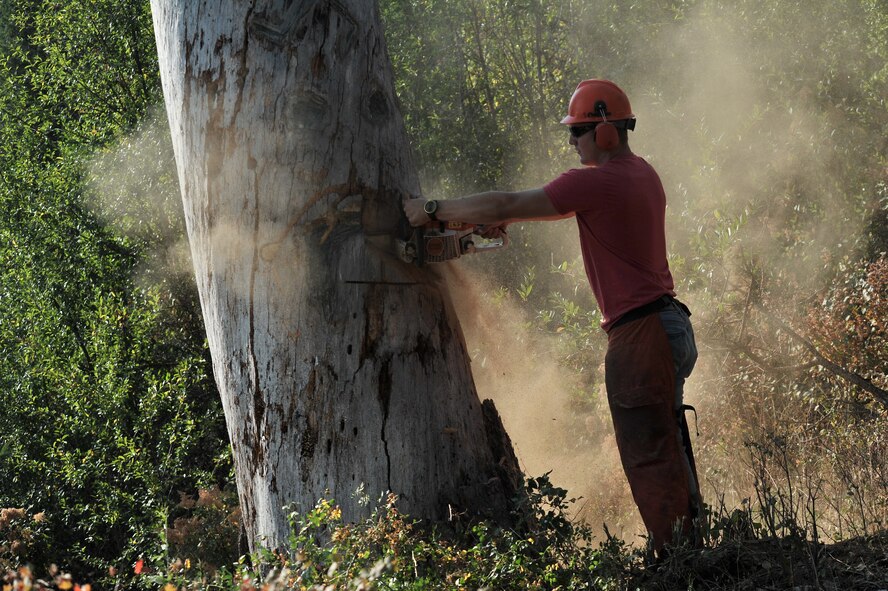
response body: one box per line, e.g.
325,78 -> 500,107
597,145 -> 633,165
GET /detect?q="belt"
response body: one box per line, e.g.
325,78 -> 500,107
611,295 -> 690,330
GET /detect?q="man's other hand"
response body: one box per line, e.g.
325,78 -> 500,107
477,224 -> 509,239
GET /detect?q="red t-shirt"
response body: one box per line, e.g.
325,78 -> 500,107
544,154 -> 675,331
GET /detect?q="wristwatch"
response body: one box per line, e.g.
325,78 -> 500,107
423,199 -> 439,221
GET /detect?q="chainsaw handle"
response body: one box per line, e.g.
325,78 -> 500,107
473,224 -> 509,240
462,231 -> 508,255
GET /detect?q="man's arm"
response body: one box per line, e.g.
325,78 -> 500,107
404,188 -> 573,226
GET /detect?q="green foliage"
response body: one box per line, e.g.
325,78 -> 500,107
163,486 -> 242,576
146,475 -> 616,591
124,472 -> 885,591
380,0 -> 577,196
0,0 -> 231,583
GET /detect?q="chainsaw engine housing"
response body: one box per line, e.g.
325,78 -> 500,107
397,221 -> 506,266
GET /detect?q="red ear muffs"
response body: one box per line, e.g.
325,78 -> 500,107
592,99 -> 619,150
594,122 -> 619,150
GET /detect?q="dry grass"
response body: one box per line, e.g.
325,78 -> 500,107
629,532 -> 888,591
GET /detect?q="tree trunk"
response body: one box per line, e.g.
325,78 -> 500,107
150,0 -> 520,551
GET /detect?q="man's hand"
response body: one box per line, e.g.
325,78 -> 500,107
477,224 -> 509,239
404,197 -> 431,227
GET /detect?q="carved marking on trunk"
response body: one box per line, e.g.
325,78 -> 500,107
248,4 -> 314,49
258,168 -> 371,261
290,90 -> 329,131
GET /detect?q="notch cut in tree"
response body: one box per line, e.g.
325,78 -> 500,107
150,0 -> 521,550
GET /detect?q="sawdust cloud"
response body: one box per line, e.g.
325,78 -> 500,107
445,263 -> 646,541
438,3 -> 876,542
87,109 -> 310,304
86,106 -> 194,287
621,4 -> 874,515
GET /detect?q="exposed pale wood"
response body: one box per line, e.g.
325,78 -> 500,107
151,0 -> 520,550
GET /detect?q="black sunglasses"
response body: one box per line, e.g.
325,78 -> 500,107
569,124 -> 597,138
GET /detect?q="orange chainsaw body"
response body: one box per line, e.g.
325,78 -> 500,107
397,221 -> 507,265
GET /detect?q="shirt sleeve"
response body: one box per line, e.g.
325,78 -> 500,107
544,168 -> 596,215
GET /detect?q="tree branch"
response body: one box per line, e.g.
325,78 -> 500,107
757,304 -> 888,411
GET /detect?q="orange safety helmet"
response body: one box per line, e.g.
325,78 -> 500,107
561,79 -> 636,150
560,79 -> 634,125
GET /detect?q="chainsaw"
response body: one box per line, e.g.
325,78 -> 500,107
397,220 -> 507,266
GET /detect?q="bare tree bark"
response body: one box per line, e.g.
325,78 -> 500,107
151,0 -> 520,551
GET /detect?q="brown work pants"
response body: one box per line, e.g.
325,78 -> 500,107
605,313 -> 694,552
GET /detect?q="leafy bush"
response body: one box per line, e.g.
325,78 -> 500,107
134,472 -> 886,591
0,0 -> 234,582
3,470 -> 888,590
146,475 -> 616,591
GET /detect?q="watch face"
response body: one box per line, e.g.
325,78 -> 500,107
424,200 -> 437,214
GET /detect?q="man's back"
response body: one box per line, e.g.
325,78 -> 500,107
544,153 -> 675,330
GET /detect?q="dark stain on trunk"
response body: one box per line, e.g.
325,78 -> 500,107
299,424 -> 318,483
311,52 -> 327,78
359,284 -> 384,363
414,331 -> 436,365
298,367 -> 319,482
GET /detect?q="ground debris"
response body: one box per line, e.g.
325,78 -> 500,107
630,531 -> 888,591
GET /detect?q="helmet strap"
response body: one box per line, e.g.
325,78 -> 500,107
593,101 -> 619,150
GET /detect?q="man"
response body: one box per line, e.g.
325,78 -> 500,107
404,79 -> 701,554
